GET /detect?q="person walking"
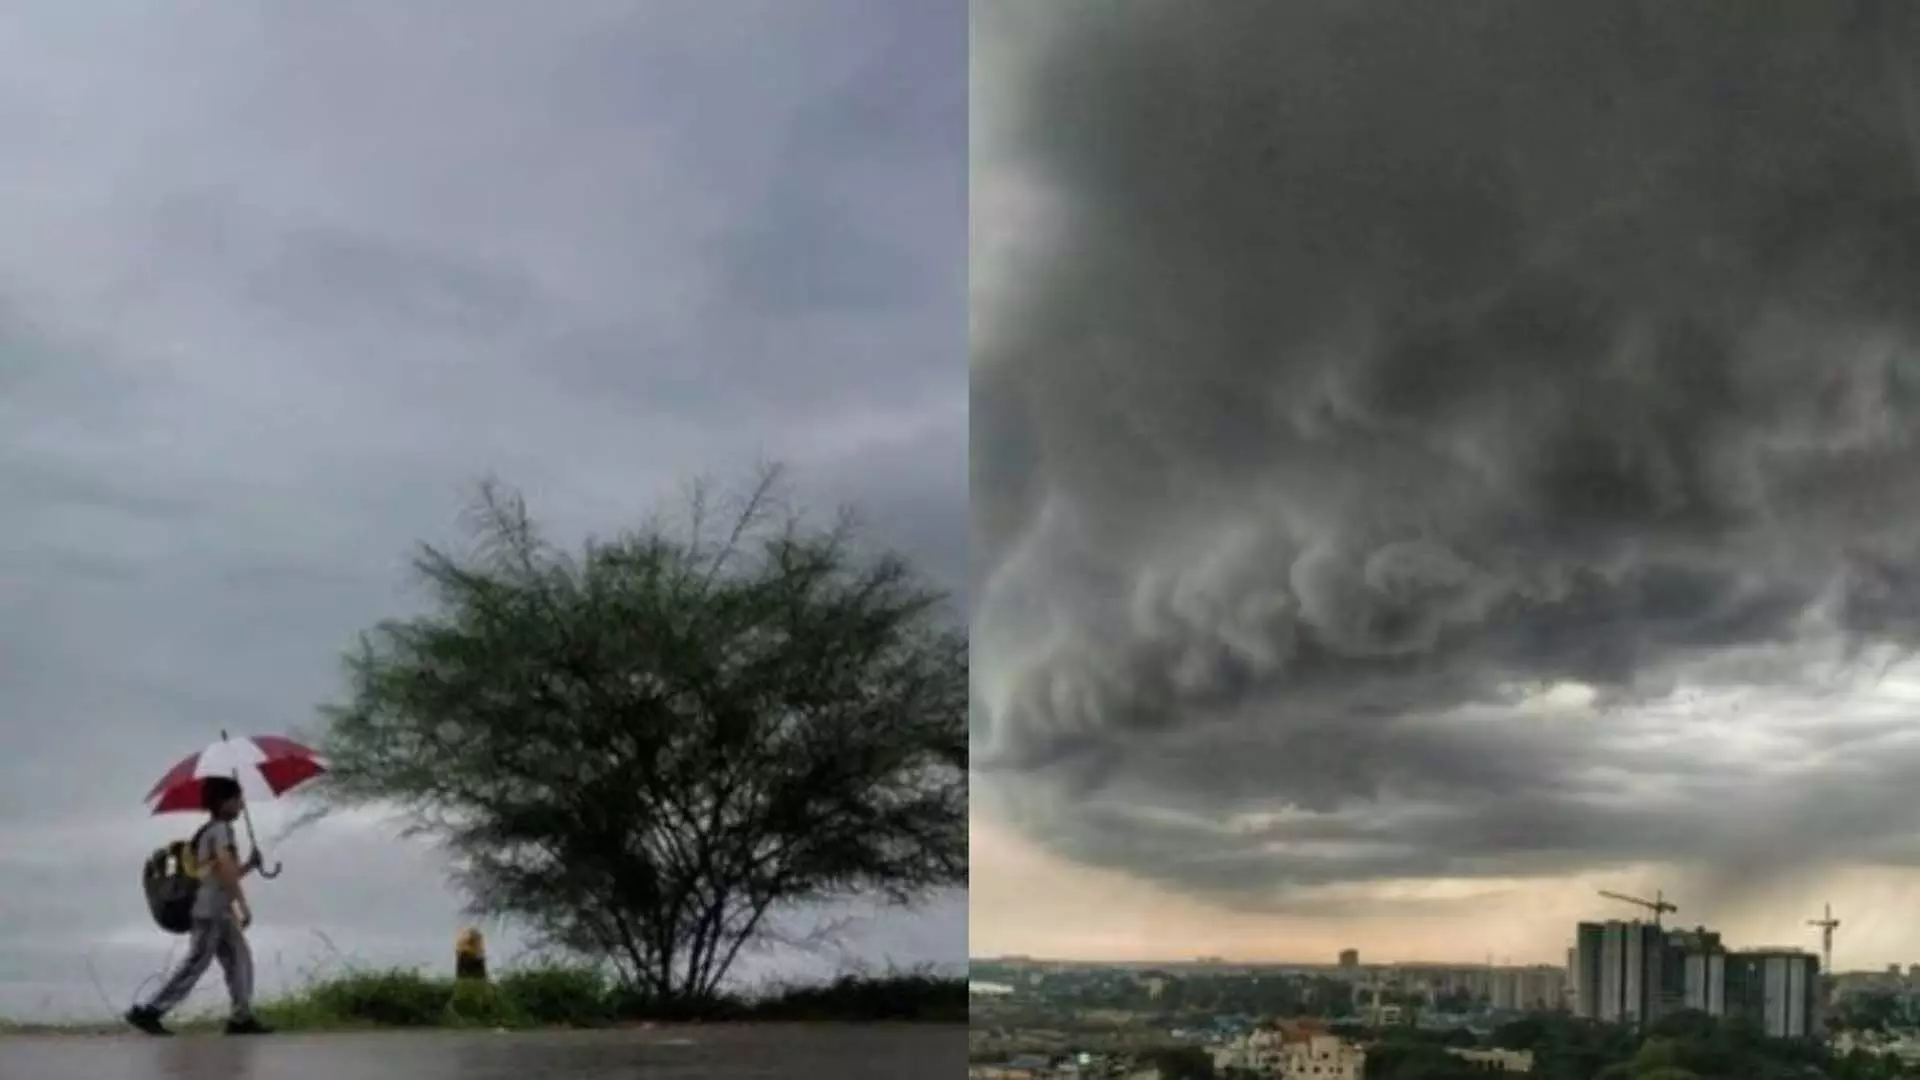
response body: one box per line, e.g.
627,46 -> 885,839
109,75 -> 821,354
126,776 -> 273,1036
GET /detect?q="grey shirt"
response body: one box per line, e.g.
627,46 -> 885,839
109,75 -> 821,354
191,819 -> 238,921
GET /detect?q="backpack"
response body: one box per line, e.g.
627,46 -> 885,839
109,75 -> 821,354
141,822 -> 214,935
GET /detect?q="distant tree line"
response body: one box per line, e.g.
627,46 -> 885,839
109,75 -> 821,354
1363,1010 -> 1920,1080
1000,971 -> 1362,1020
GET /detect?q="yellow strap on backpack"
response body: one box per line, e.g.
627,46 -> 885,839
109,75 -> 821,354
172,824 -> 214,879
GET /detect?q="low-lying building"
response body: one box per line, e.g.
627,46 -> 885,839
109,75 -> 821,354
1275,1034 -> 1366,1079
1448,1047 -> 1535,1073
1210,1028 -> 1365,1079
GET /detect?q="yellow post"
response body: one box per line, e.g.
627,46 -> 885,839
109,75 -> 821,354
455,927 -> 487,981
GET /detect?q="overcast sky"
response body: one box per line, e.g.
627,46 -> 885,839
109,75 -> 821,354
971,0 -> 1920,972
0,0 -> 963,1022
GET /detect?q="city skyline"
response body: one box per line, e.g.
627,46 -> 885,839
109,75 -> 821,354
975,905 -> 1920,987
973,792 -> 1920,972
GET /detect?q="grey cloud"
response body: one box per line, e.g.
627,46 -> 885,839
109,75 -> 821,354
535,4 -> 967,427
973,0 -> 1920,913
0,0 -> 962,1020
249,227 -> 544,338
721,19 -> 961,316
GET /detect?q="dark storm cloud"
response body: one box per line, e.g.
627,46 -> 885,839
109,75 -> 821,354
972,0 -> 1920,910
0,0 -> 963,1020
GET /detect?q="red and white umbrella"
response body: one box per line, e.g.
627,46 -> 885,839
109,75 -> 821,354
146,732 -> 327,814
145,731 -> 327,878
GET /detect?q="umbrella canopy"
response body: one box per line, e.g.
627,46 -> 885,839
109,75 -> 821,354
146,732 -> 327,815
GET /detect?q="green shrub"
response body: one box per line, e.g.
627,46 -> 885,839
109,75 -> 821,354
496,964 -> 609,1027
446,977 -> 525,1028
603,980 -> 746,1022
749,972 -> 967,1022
305,968 -> 453,1027
21,963 -> 968,1032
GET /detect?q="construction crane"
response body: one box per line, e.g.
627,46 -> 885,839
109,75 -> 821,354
1808,903 -> 1840,976
1599,889 -> 1678,927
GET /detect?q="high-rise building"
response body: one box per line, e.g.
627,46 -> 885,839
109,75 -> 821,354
1682,949 -> 1728,1015
1528,965 -> 1569,1011
1655,933 -> 1691,1016
1490,971 -> 1519,1012
1669,927 -> 1726,1017
1338,948 -> 1359,970
1573,921 -> 1668,1025
1489,966 -> 1568,1012
1572,925 -> 1602,1019
1571,922 -> 1819,1039
1724,950 -> 1818,1040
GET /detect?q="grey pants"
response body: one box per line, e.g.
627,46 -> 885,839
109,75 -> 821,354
146,916 -> 253,1019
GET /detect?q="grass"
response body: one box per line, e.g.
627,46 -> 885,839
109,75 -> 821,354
0,964 -> 966,1035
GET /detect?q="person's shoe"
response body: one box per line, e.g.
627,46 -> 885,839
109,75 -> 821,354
225,1016 -> 274,1035
125,1006 -> 173,1036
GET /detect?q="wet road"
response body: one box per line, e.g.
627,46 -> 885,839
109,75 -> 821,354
0,1023 -> 963,1078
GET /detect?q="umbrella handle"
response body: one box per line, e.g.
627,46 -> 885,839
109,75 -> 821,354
233,771 -> 284,880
